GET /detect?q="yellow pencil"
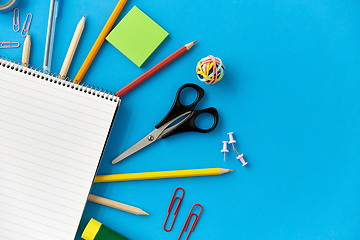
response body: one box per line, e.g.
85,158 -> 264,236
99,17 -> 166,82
94,168 -> 233,183
60,14 -> 85,79
22,32 -> 31,67
73,0 -> 127,84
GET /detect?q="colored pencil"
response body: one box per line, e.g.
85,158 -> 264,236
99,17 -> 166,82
60,15 -> 85,79
88,194 -> 149,215
21,32 -> 31,66
73,0 -> 127,84
115,40 -> 197,98
94,168 -> 232,183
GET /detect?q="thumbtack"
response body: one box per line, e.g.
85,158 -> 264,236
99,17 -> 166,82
221,141 -> 229,161
236,154 -> 248,166
227,132 -> 236,144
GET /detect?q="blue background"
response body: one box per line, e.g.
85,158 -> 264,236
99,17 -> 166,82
1,0 -> 360,239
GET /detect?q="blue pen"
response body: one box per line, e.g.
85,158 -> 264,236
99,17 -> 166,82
43,0 -> 60,72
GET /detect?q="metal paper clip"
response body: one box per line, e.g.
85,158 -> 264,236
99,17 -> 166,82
13,8 -> 19,32
0,42 -> 20,48
163,187 -> 185,232
21,13 -> 32,37
178,204 -> 203,240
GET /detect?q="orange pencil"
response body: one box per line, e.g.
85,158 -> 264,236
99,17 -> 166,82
74,0 -> 127,84
115,40 -> 197,98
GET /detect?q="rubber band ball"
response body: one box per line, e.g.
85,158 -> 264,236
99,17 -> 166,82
196,55 -> 225,84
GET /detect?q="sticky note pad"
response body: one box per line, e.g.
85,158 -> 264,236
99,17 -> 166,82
106,6 -> 169,67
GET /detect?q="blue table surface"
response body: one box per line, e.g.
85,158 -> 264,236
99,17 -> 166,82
1,0 -> 360,239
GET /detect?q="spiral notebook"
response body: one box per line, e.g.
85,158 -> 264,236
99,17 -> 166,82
0,58 -> 120,240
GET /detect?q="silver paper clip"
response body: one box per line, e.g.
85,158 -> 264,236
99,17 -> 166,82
13,8 -> 20,32
21,13 -> 32,37
178,204 -> 203,240
0,42 -> 20,48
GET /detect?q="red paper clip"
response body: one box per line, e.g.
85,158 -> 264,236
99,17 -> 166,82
13,8 -> 20,32
178,204 -> 203,240
163,187 -> 185,232
21,13 -> 32,37
0,42 -> 20,49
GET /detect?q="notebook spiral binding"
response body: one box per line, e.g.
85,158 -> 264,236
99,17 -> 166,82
0,56 -> 119,102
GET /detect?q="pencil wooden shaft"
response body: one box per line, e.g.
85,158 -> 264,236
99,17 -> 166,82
22,34 -> 31,66
60,15 -> 85,79
87,194 -> 148,215
74,0 -> 127,83
115,41 -> 196,98
94,168 -> 231,183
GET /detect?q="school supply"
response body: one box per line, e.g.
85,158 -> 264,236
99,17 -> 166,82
112,83 -> 219,164
178,204 -> 203,240
21,13 -> 32,37
94,168 -> 233,182
164,187 -> 185,232
196,55 -> 225,85
0,41 -> 19,48
115,41 -> 197,98
74,0 -> 127,84
221,141 -> 229,162
106,6 -> 168,67
60,14 -> 85,79
13,8 -> 19,32
82,218 -> 130,240
0,57 -> 120,240
88,194 -> 149,215
44,0 -> 59,71
22,32 -> 31,66
0,0 -> 19,13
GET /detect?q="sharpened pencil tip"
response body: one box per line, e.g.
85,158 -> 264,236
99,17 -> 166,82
193,40 -> 198,44
145,213 -> 149,215
228,169 -> 233,172
84,14 -> 86,18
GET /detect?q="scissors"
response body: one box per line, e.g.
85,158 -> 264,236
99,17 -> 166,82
112,83 -> 219,164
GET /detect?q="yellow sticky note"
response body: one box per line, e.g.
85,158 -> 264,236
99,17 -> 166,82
106,6 -> 169,67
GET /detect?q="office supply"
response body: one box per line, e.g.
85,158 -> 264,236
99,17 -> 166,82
112,83 -> 219,164
221,141 -> 229,162
196,55 -> 225,84
0,41 -> 19,48
0,57 -> 120,240
106,6 -> 168,67
94,168 -> 233,183
13,8 -> 19,32
178,204 -> 203,240
82,218 -> 130,240
88,194 -> 149,215
60,14 -> 85,79
22,32 -> 31,66
74,0 -> 127,84
44,0 -> 59,72
21,13 -> 32,37
164,187 -> 185,232
0,0 -> 19,13
236,153 -> 248,166
115,41 -> 197,98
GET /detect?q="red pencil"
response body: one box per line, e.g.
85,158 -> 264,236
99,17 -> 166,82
115,40 -> 197,98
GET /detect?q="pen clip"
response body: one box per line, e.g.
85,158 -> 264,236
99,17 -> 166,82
163,187 -> 185,232
178,204 -> 203,240
0,42 -> 20,49
21,13 -> 32,37
13,8 -> 20,32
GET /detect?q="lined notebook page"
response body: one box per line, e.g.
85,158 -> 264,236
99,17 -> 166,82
0,60 -> 120,240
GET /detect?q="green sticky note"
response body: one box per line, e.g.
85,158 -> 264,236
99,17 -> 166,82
106,6 -> 168,67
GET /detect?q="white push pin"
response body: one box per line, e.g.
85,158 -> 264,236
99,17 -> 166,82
227,132 -> 239,155
236,154 -> 248,166
221,141 -> 229,161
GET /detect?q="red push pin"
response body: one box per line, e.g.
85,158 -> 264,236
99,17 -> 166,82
221,141 -> 229,161
236,154 -> 248,166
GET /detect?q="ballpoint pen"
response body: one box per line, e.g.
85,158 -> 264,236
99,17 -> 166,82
43,0 -> 60,72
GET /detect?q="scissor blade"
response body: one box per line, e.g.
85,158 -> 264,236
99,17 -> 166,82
112,128 -> 163,164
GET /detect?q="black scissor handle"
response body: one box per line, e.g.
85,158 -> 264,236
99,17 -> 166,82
155,83 -> 205,129
161,107 -> 219,139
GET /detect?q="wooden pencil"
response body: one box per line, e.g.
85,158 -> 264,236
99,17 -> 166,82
114,40 -> 197,98
94,168 -> 233,183
21,32 -> 31,67
60,15 -> 85,79
87,194 -> 149,215
74,0 -> 127,83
